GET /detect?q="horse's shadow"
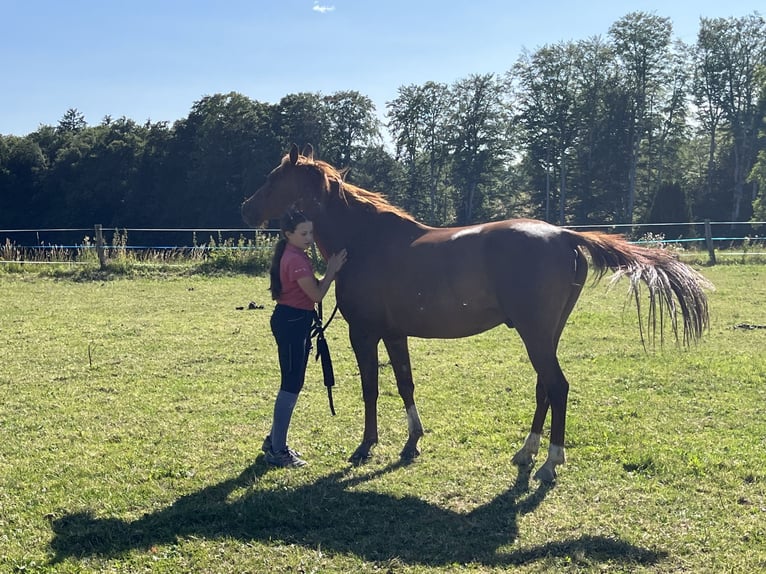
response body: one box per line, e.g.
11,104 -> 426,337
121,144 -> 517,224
49,459 -> 665,568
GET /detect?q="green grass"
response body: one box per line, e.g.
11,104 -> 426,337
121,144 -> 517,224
1,265 -> 764,573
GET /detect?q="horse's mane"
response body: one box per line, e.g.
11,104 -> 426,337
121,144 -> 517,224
304,157 -> 416,222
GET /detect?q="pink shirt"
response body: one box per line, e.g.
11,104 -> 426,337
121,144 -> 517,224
277,243 -> 316,311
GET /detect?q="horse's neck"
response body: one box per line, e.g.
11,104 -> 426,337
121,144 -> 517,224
313,203 -> 424,255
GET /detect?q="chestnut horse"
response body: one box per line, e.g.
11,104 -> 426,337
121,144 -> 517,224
242,144 -> 711,482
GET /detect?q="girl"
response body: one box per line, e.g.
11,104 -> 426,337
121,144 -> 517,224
262,210 -> 347,467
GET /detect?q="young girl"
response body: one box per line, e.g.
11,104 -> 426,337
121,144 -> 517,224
262,210 -> 347,467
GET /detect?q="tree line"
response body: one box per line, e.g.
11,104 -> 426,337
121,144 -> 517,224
1,11 -> 765,237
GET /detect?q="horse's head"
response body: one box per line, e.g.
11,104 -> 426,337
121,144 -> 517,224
241,143 -> 327,227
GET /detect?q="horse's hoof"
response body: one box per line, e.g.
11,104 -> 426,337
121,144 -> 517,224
400,445 -> 421,461
533,465 -> 557,483
512,450 -> 535,467
349,448 -> 373,466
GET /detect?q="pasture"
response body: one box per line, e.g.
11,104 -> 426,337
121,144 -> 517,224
0,265 -> 764,573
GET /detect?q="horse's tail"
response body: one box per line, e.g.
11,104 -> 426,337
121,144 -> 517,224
566,230 -> 713,346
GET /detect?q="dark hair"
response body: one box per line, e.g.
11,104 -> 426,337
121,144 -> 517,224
269,210 -> 310,300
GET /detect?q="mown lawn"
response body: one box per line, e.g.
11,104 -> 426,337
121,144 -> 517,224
0,264 -> 764,573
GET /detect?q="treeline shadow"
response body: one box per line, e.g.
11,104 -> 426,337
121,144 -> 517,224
49,460 -> 666,568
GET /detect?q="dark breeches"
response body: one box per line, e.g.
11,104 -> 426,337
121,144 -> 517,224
270,304 -> 315,394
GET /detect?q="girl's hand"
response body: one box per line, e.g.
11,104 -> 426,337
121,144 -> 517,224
302,249 -> 347,303
326,249 -> 347,277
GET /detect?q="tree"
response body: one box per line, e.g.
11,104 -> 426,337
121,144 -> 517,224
748,67 -> 766,230
514,42 -> 581,224
646,40 -> 691,204
346,145 -> 407,211
644,181 -> 691,239
171,92 -> 279,227
273,92 -> 329,152
57,108 -> 87,134
751,148 -> 766,229
67,117 -> 145,226
695,13 -> 766,223
416,82 -> 454,224
694,20 -> 729,208
609,12 -> 676,223
569,37 -> 630,223
386,82 -> 452,223
123,121 -> 174,226
0,136 -> 46,226
448,74 -> 511,225
322,91 -> 380,167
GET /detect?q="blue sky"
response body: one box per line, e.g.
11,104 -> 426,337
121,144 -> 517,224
1,0 -> 760,137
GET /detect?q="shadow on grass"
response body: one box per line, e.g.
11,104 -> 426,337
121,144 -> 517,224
49,460 -> 666,568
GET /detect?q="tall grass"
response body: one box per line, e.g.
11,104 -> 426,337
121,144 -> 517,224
0,231 -> 281,277
0,264 -> 764,572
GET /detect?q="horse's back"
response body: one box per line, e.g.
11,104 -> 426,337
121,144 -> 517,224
482,219 -> 582,274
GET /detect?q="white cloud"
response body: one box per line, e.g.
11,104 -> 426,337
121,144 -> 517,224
312,1 -> 335,14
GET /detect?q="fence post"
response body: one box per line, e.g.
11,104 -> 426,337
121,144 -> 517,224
704,219 -> 716,265
94,224 -> 107,269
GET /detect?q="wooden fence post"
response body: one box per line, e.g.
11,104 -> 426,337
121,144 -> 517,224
94,224 -> 107,269
704,219 -> 716,265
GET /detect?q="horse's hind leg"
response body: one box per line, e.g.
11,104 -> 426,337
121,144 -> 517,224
511,250 -> 586,482
512,335 -> 570,483
383,335 -> 424,461
533,361 -> 569,483
511,380 -> 548,467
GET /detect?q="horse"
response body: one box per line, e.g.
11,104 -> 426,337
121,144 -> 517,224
241,144 -> 712,482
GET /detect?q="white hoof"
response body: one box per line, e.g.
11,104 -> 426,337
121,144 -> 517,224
512,432 -> 541,467
533,464 -> 557,483
512,449 -> 535,467
534,444 -> 566,483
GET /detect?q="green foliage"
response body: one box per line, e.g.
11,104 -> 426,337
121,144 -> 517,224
1,12 -> 764,232
0,230 -> 279,278
644,182 -> 692,238
194,233 -> 277,275
321,90 -> 381,166
0,265 -> 764,572
750,147 -> 766,228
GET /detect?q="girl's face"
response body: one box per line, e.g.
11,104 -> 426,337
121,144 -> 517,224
285,221 -> 314,251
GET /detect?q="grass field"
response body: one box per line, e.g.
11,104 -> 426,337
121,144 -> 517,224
1,264 -> 764,573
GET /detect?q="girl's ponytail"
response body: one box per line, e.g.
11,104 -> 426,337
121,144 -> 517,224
268,209 -> 309,301
269,238 -> 288,300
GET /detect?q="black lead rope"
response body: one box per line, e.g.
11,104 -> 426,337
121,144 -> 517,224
311,301 -> 339,416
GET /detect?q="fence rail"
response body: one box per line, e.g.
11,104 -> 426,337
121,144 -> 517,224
1,221 -> 765,268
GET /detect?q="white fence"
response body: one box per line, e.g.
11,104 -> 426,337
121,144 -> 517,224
1,221 -> 765,267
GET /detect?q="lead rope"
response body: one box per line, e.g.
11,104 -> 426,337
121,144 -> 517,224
311,300 -> 339,415
310,244 -> 339,415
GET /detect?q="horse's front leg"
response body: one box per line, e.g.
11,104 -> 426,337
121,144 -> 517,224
383,336 -> 424,461
348,326 -> 381,465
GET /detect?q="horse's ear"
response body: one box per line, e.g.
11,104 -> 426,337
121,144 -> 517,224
301,143 -> 314,161
289,143 -> 299,165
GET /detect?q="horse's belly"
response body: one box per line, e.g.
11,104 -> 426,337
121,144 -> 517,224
387,300 -> 505,339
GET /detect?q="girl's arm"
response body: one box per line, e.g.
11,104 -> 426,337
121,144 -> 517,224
296,249 -> 347,303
